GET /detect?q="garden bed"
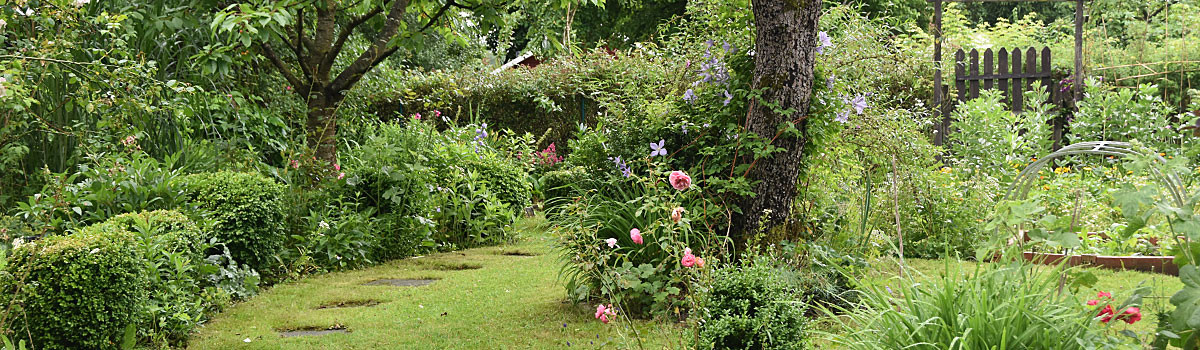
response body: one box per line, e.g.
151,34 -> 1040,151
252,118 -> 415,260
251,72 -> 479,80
1022,252 -> 1178,276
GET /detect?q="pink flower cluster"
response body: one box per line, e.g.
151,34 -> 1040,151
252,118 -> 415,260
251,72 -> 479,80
1090,291 -> 1141,324
595,304 -> 617,324
534,143 -> 564,166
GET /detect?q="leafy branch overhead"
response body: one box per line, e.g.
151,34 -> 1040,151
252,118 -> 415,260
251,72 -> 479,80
209,0 -> 602,162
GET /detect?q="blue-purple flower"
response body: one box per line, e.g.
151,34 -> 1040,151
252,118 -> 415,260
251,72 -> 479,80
835,110 -> 850,124
723,90 -> 733,106
683,89 -> 697,103
817,31 -> 833,54
650,140 -> 667,157
850,94 -> 869,114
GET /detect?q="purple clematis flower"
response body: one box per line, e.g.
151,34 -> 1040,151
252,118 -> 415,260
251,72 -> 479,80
835,110 -> 850,124
683,89 -> 697,103
850,94 -> 869,114
817,31 -> 833,54
723,90 -> 733,106
650,140 -> 667,157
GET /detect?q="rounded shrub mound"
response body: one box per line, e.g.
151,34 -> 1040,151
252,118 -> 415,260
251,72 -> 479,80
179,171 -> 285,271
2,225 -> 144,350
93,209 -> 209,255
694,257 -> 807,350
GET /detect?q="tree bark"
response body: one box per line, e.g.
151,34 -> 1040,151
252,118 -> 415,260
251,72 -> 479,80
734,0 -> 824,241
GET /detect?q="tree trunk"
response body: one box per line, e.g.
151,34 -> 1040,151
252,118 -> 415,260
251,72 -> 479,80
306,90 -> 342,163
734,0 -> 824,241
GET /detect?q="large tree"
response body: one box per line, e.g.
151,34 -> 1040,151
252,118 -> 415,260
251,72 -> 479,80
733,0 -> 824,237
213,0 -> 596,162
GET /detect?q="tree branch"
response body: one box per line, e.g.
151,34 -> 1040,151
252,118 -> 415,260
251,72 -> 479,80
322,6 -> 385,76
419,0 -> 459,32
330,0 -> 412,92
259,43 -> 308,96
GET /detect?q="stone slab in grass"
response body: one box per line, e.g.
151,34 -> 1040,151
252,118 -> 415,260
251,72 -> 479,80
277,325 -> 348,337
362,278 -> 437,287
315,299 -> 383,310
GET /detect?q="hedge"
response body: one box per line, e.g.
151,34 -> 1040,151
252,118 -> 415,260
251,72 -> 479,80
2,225 -> 144,350
179,171 -> 285,272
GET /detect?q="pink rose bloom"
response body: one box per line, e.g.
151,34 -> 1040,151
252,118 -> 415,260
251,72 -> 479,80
414,113 -> 422,120
630,228 -> 643,245
1086,299 -> 1099,306
289,159 -> 299,169
696,257 -> 706,268
605,238 -> 618,248
595,304 -> 608,319
334,163 -> 341,171
669,171 -> 692,191
1097,291 -> 1112,299
337,172 -> 345,180
681,248 -> 696,267
595,304 -> 616,324
1121,307 -> 1142,324
670,207 -> 685,223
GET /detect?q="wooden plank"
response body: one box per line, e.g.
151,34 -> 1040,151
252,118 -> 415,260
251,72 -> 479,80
1074,0 -> 1084,101
983,48 -> 994,91
999,48 -> 1009,104
1041,47 -> 1053,95
1012,49 -> 1023,112
969,49 -> 980,100
933,0 -> 944,146
956,49 -> 966,102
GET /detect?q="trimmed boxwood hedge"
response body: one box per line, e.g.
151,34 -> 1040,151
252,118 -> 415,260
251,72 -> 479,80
2,225 -> 144,350
179,171 -> 285,272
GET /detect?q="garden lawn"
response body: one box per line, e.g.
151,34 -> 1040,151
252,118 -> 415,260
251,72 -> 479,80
187,230 -> 687,349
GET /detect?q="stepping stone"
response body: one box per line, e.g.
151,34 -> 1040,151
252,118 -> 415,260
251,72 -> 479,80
278,325 -> 348,337
279,329 -> 348,337
316,299 -> 382,309
362,279 -> 437,287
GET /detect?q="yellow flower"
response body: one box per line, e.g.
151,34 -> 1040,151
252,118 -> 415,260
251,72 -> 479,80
1054,167 -> 1070,174
1159,153 -> 1167,157
1083,167 -> 1093,171
939,167 -> 952,174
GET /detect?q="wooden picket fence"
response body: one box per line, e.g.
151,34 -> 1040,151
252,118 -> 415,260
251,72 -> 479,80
953,47 -> 1056,111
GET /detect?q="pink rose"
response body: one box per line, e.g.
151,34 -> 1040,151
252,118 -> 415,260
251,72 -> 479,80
696,257 -> 705,268
630,228 -> 643,245
681,248 -> 696,267
669,171 -> 692,191
670,207 -> 685,223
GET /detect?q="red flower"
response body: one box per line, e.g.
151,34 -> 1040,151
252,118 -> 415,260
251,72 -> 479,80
1097,291 -> 1112,299
1086,299 -> 1099,306
1097,305 -> 1115,323
1119,307 -> 1142,324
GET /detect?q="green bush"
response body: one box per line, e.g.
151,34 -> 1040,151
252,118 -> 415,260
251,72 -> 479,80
179,171 -> 285,272
2,225 -> 144,350
694,256 -> 808,350
91,210 -> 221,346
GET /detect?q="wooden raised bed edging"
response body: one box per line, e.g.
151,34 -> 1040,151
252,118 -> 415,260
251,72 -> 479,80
1022,252 -> 1179,276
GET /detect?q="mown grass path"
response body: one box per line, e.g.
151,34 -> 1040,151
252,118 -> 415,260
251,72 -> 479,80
187,234 -> 686,349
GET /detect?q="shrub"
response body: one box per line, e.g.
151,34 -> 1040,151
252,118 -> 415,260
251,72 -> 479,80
344,121 -> 528,257
693,256 -> 808,350
91,210 -> 217,345
1,225 -> 144,350
179,171 -> 286,272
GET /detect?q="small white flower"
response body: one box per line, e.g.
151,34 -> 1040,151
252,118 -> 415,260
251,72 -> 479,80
243,338 -> 251,343
605,238 -> 618,248
318,221 -> 330,230
11,238 -> 24,250
0,19 -> 7,30
89,248 -> 100,254
72,0 -> 91,7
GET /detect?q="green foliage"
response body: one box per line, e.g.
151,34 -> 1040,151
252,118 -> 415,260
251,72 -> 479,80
1,225 -> 144,350
344,121 -> 528,258
829,261 -> 1143,349
1071,82 -> 1176,152
949,86 -> 1055,175
692,256 -> 807,350
179,171 -> 286,272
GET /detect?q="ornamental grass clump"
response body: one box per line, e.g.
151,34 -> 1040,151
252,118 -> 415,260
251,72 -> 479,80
827,261 -> 1109,349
